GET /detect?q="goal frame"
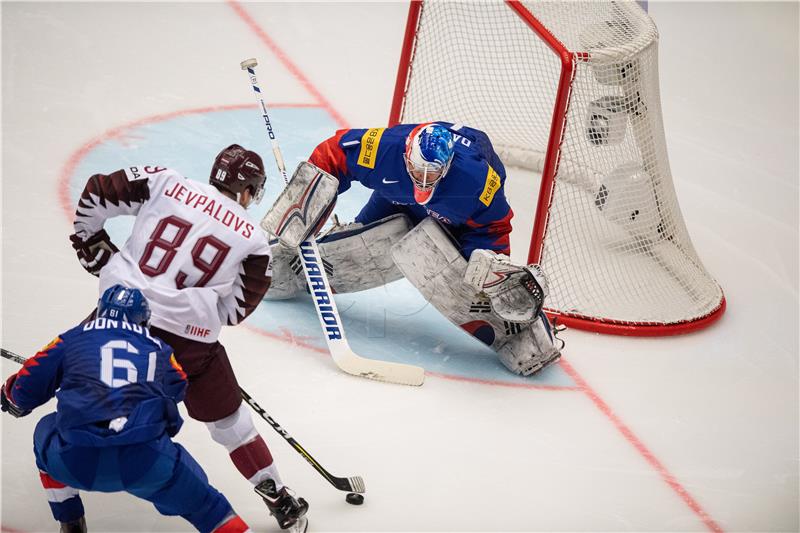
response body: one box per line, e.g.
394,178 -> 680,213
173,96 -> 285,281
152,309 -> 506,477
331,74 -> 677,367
389,0 -> 726,336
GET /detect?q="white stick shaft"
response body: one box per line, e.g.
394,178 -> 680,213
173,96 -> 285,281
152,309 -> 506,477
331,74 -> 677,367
239,60 -> 424,386
243,65 -> 289,183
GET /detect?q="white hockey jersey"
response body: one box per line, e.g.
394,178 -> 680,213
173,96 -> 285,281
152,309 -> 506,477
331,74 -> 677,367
73,165 -> 272,342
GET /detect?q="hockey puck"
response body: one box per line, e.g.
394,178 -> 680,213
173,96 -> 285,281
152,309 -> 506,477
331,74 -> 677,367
345,492 -> 364,505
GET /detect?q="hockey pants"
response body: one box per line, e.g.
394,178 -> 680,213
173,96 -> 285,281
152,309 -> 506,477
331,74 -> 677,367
33,413 -> 232,532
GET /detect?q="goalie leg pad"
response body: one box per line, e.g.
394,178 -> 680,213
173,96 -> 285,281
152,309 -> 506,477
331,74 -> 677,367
496,311 -> 562,376
317,214 -> 412,293
260,161 -> 339,249
264,214 -> 412,299
392,218 -> 562,376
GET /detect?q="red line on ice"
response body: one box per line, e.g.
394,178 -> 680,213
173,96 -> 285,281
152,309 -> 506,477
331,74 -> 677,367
558,358 -> 724,532
226,0 -> 349,129
242,323 -> 578,392
57,102 -> 314,222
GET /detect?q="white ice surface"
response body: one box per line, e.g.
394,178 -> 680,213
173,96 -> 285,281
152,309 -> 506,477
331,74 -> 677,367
1,2 -> 798,532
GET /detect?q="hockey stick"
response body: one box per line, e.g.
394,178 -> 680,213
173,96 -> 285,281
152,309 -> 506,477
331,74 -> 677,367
239,58 -> 425,386
239,388 -> 364,493
1,347 -> 365,494
0,348 -> 25,365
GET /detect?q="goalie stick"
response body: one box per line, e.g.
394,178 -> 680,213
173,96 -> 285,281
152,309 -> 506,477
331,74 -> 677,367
239,58 -> 425,386
1,347 -> 365,494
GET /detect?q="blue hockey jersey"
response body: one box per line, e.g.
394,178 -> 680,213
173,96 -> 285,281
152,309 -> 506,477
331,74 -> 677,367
6,318 -> 186,446
309,122 -> 514,259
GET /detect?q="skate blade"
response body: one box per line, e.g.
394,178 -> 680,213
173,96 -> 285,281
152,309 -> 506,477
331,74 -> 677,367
285,516 -> 308,533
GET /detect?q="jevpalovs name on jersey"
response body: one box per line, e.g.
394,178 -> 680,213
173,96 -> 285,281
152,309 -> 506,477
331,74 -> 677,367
73,165 -> 272,342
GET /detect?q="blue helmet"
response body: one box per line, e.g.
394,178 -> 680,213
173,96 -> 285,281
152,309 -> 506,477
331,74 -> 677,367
404,123 -> 455,204
98,285 -> 151,326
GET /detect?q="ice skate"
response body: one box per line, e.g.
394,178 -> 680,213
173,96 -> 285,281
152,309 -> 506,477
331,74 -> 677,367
59,516 -> 86,533
255,479 -> 309,531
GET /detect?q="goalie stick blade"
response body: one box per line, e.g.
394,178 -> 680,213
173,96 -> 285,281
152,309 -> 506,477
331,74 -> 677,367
296,239 -> 426,386
332,346 -> 425,386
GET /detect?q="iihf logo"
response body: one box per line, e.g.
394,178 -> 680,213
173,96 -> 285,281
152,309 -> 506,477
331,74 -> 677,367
185,324 -> 211,338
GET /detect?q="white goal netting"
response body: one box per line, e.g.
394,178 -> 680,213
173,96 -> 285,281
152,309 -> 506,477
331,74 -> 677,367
393,0 -> 724,333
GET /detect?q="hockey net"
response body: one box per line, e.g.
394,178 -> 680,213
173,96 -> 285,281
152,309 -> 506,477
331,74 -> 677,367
390,0 -> 725,335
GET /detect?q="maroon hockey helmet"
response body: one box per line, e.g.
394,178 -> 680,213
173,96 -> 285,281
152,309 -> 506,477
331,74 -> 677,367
210,144 -> 267,206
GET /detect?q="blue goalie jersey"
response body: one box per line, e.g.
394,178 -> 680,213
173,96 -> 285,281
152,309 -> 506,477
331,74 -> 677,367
7,318 -> 187,446
309,122 -> 514,259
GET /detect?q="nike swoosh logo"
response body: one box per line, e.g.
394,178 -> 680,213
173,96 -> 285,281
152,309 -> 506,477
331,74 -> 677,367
382,178 -> 399,184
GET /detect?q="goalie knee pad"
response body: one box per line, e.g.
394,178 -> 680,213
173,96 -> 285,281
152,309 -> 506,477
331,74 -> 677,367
264,214 -> 412,299
392,217 -> 562,376
205,403 -> 258,452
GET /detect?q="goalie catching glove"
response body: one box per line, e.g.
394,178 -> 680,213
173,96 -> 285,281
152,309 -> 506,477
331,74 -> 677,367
69,229 -> 119,277
260,161 -> 338,249
464,249 -> 548,324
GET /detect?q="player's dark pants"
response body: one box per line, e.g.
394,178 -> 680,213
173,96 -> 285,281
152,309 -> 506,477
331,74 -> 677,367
80,311 -> 241,423
150,327 -> 242,422
33,413 -> 232,532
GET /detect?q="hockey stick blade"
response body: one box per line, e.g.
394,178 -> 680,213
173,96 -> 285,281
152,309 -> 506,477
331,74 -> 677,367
330,345 -> 426,387
297,240 -> 425,386
239,388 -> 365,493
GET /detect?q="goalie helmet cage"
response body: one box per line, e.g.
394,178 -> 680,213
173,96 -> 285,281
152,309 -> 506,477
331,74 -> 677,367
389,0 -> 725,336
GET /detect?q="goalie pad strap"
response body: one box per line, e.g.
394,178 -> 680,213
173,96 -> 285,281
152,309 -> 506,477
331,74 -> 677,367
260,161 -> 339,249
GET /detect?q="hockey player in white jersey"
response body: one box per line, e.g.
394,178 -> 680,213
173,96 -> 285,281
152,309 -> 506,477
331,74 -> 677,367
68,144 -> 309,532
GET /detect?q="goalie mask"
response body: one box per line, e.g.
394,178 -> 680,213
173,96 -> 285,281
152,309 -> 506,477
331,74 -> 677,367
210,144 -> 267,207
404,124 -> 455,205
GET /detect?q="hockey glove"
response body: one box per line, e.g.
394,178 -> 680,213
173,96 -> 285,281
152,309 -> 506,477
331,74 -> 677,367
69,229 -> 119,276
464,249 -> 548,323
1,377 -> 31,418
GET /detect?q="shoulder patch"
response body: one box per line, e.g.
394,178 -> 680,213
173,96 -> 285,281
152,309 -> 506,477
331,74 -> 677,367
357,128 -> 385,169
479,166 -> 502,207
125,166 -> 165,181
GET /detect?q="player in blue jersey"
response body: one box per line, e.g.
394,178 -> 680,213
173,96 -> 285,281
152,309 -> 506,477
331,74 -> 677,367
1,286 -> 250,533
264,122 -> 562,376
310,122 -> 513,258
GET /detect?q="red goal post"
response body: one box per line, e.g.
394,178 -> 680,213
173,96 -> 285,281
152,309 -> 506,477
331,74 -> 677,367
389,0 -> 725,336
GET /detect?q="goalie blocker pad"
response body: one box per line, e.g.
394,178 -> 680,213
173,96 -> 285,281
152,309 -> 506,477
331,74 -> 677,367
390,218 -> 561,376
264,214 -> 412,299
260,161 -> 339,249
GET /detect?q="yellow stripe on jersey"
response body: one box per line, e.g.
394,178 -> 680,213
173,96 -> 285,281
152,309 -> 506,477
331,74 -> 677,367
480,166 -> 502,207
39,337 -> 63,353
357,128 -> 385,169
